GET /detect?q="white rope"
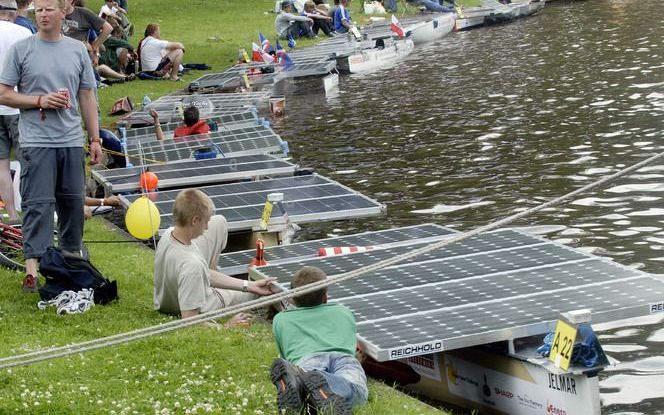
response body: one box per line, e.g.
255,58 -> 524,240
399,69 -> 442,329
1,150 -> 663,369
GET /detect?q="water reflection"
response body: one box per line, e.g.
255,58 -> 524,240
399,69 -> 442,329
275,0 -> 663,411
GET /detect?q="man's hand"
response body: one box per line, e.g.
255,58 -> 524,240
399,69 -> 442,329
40,91 -> 70,109
89,141 -> 102,165
225,312 -> 254,328
149,108 -> 159,121
248,278 -> 276,296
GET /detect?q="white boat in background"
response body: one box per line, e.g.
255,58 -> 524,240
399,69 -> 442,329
337,36 -> 415,74
454,0 -> 545,30
507,0 -> 546,17
406,13 -> 456,44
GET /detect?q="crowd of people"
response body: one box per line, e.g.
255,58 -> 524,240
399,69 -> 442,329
0,0 -> 371,413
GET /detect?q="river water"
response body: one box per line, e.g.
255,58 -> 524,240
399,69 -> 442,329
272,0 -> 664,413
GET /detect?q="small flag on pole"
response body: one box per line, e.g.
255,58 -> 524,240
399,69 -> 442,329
390,15 -> 406,39
275,40 -> 295,69
258,32 -> 275,54
251,42 -> 274,63
287,35 -> 296,49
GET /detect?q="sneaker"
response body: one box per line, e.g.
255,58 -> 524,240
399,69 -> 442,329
270,358 -> 305,414
22,274 -> 39,293
301,370 -> 351,415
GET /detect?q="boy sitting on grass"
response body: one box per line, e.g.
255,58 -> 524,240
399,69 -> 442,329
270,266 -> 368,414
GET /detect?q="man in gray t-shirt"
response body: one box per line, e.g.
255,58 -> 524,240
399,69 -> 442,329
0,0 -> 102,292
62,0 -> 111,54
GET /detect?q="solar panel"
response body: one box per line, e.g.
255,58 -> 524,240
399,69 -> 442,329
121,125 -> 286,163
217,223 -> 457,276
250,228 -> 664,361
118,174 -> 385,233
188,66 -> 280,92
92,154 -> 297,193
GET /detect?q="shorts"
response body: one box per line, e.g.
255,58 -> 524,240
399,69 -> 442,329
0,114 -> 19,159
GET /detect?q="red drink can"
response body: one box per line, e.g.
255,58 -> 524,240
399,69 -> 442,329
58,88 -> 71,109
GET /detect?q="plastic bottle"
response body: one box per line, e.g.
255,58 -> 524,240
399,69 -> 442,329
142,94 -> 151,109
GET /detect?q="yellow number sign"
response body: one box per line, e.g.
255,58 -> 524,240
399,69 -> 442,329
549,319 -> 577,370
258,201 -> 273,230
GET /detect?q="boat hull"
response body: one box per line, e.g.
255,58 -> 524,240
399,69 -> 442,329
407,13 -> 455,44
338,38 -> 415,73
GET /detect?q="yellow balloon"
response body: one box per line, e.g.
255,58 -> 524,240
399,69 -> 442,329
125,196 -> 161,239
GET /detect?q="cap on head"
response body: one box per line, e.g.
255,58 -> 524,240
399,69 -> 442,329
0,0 -> 18,11
281,0 -> 293,9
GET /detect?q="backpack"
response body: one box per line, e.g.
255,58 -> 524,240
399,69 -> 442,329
38,247 -> 118,305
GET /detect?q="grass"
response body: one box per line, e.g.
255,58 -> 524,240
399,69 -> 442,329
0,0 -> 461,413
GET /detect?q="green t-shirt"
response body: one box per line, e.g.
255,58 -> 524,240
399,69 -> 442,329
272,303 -> 357,363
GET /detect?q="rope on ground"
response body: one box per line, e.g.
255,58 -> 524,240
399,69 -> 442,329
1,150 -> 663,370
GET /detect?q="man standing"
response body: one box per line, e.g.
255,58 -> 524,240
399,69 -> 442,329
62,0 -> 111,54
0,0 -> 31,226
0,0 -> 102,291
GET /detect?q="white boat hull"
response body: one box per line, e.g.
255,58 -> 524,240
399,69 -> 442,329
407,13 -> 455,44
342,38 -> 415,73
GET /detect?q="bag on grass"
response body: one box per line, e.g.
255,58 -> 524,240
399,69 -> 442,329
109,96 -> 133,116
38,247 -> 118,305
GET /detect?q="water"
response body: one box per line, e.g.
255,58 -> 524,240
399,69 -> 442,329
272,0 -> 664,412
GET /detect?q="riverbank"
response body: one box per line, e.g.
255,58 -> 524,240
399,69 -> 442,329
0,1 -> 455,413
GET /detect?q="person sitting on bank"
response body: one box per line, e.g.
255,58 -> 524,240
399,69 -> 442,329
333,0 -> 353,34
406,0 -> 454,13
100,23 -> 136,75
302,0 -> 334,37
149,106 -> 210,141
137,23 -> 185,81
154,189 -> 275,320
270,266 -> 368,414
14,0 -> 37,33
276,0 -> 314,40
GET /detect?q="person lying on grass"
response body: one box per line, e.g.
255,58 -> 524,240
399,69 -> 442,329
270,266 -> 368,415
153,189 -> 275,321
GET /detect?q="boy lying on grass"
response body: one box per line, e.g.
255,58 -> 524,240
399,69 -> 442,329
270,266 -> 368,415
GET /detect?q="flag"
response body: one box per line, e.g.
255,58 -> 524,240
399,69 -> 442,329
390,15 -> 406,39
251,42 -> 274,63
287,35 -> 296,49
275,40 -> 295,69
258,32 -> 275,54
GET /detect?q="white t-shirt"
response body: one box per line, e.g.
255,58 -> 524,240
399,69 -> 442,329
0,22 -> 32,116
140,36 -> 169,71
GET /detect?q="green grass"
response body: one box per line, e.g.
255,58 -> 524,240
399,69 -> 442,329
0,1 -> 457,412
0,220 -> 446,413
87,0 -> 477,128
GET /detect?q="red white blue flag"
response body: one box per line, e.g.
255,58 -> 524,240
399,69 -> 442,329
251,42 -> 274,63
258,32 -> 275,54
275,40 -> 295,69
390,14 -> 406,39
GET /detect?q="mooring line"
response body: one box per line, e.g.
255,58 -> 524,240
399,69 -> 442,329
1,150 -> 663,369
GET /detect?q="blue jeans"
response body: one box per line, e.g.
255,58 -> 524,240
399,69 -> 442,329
420,0 -> 454,12
384,0 -> 397,12
297,352 -> 368,407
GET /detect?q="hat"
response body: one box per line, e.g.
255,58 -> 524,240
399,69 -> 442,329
0,0 -> 18,11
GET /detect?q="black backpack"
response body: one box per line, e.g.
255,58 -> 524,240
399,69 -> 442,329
38,247 -> 118,305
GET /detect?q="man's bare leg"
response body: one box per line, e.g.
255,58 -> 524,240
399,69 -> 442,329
0,159 -> 19,222
167,49 -> 184,80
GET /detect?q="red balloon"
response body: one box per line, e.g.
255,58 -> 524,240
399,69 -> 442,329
139,171 -> 159,191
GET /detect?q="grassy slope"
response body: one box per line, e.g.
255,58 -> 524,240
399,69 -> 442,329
0,0 -> 460,413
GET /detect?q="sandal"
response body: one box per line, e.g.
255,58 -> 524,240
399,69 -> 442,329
124,73 -> 136,81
